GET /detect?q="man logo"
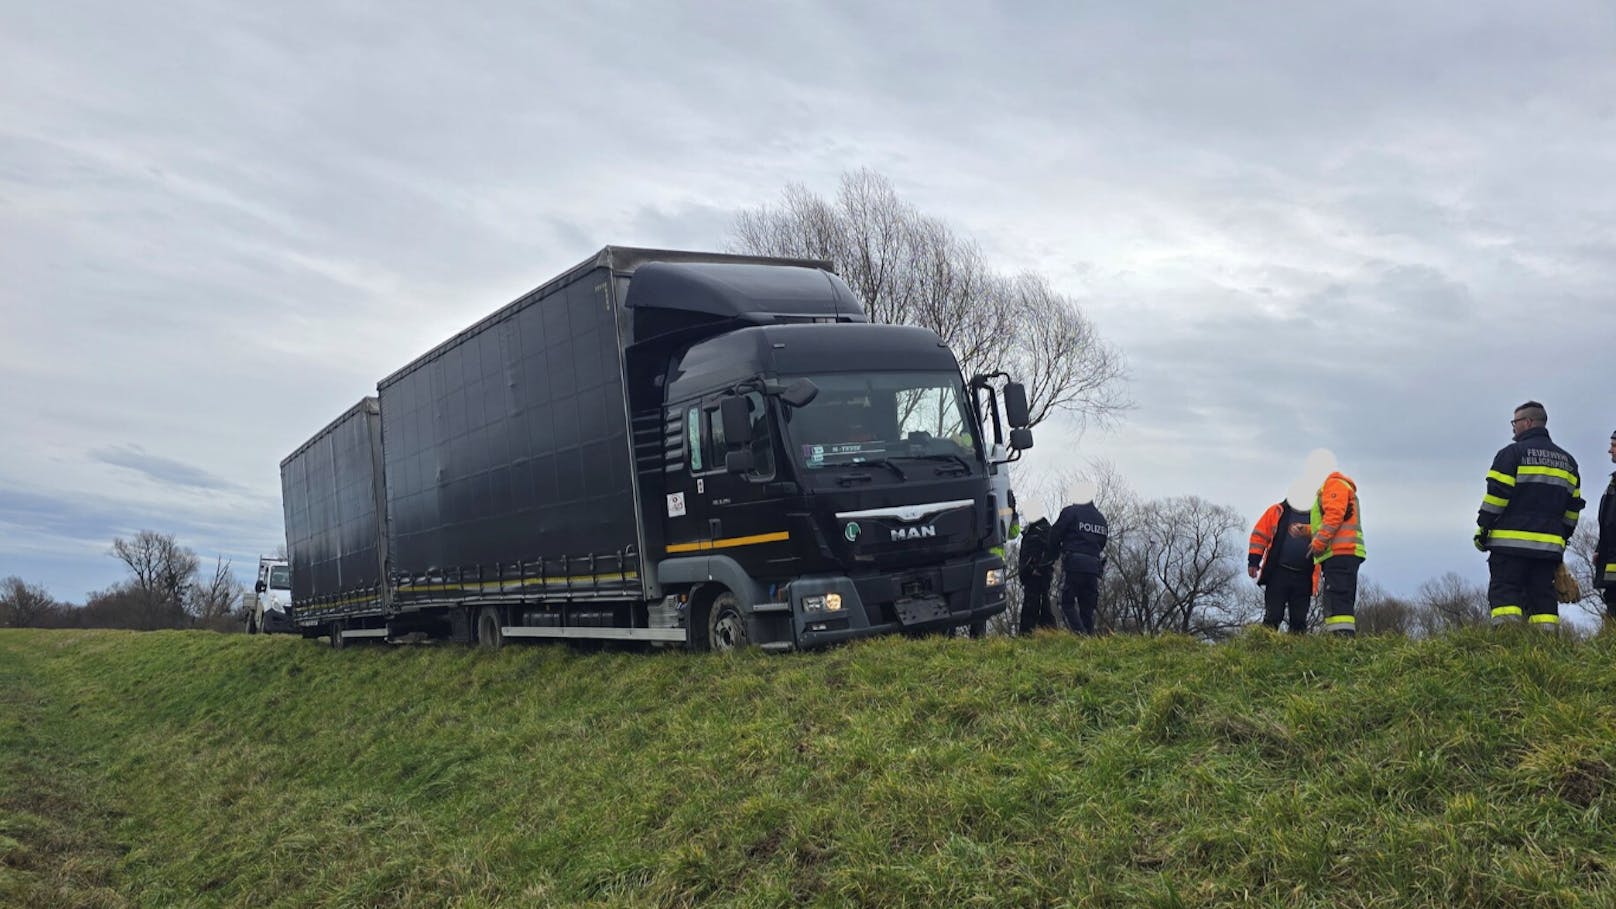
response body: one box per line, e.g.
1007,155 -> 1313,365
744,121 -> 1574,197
844,522 -> 861,542
890,525 -> 938,542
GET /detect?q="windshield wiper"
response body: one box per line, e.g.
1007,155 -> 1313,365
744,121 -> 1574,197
822,458 -> 907,481
909,453 -> 973,476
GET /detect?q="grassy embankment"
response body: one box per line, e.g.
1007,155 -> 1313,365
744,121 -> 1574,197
3,627 -> 1616,908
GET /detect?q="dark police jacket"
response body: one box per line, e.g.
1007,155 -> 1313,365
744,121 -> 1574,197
1017,517 -> 1055,581
1047,502 -> 1109,575
1476,426 -> 1584,560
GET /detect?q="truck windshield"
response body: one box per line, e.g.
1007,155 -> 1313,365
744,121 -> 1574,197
782,371 -> 979,476
268,565 -> 290,589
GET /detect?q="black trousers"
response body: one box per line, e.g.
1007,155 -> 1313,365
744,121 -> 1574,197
1487,552 -> 1559,627
1262,568 -> 1311,634
1320,555 -> 1362,635
1018,576 -> 1054,634
1604,588 -> 1616,619
1059,561 -> 1100,635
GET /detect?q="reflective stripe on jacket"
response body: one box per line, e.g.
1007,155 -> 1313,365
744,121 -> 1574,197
1476,427 -> 1584,560
1596,471 -> 1616,587
1310,472 -> 1365,562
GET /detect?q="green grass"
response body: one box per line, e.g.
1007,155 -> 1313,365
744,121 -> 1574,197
3,627 -> 1616,907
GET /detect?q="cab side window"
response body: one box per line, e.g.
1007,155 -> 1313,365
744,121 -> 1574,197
687,394 -> 774,480
687,404 -> 725,476
685,407 -> 703,473
704,406 -> 727,469
743,392 -> 773,479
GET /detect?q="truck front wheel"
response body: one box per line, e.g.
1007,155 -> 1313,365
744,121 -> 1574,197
706,593 -> 750,652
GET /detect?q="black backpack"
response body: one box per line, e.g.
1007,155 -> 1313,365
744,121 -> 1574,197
1018,518 -> 1053,575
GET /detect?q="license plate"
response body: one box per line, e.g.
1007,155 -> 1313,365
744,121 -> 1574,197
894,596 -> 950,625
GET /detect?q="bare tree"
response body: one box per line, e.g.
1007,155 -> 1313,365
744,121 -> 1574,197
1101,495 -> 1251,639
1565,525 -> 1608,625
1001,272 -> 1128,427
188,556 -> 241,624
1414,572 -> 1488,636
78,584 -> 148,629
729,168 -> 1128,428
110,530 -> 200,629
1355,578 -> 1416,636
1,576 -> 58,627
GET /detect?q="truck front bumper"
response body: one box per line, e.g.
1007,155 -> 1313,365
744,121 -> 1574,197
261,608 -> 298,634
783,554 -> 1007,651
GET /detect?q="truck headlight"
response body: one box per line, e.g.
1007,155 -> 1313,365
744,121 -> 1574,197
802,593 -> 844,613
985,568 -> 1005,588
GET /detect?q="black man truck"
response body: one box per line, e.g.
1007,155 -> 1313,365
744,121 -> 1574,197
280,246 -> 1032,650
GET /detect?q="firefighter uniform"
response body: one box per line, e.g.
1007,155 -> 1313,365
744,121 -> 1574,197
1309,472 -> 1365,636
1594,431 -> 1616,620
1249,500 -> 1320,634
1475,425 -> 1584,628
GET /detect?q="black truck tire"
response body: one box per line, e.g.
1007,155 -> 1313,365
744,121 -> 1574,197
477,607 -> 504,650
705,592 -> 750,652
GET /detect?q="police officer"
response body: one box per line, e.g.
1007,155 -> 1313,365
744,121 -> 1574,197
1016,506 -> 1057,634
1047,481 -> 1109,635
1593,429 -> 1616,626
1474,401 -> 1585,631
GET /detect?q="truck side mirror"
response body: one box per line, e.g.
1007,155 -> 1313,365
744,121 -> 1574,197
725,449 -> 756,474
1010,428 -> 1034,451
255,580 -> 267,593
780,378 -> 818,408
720,397 -> 753,447
1004,382 -> 1031,429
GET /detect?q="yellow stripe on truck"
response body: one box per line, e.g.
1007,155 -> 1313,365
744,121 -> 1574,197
666,531 -> 791,554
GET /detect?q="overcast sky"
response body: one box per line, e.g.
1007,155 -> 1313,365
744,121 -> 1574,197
3,0 -> 1613,608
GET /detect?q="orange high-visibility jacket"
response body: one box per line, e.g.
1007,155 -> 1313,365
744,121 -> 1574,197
1309,472 -> 1366,562
1248,502 -> 1321,593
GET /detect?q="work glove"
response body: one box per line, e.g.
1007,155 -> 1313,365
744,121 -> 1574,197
1473,528 -> 1489,552
1553,563 -> 1582,604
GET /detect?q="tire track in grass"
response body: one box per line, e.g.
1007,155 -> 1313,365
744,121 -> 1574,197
0,637 -> 128,908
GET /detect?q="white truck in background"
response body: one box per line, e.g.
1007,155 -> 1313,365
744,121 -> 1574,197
245,557 -> 294,634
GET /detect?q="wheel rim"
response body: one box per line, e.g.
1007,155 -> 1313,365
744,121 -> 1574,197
711,608 -> 747,651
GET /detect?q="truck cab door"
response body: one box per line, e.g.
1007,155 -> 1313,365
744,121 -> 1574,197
663,392 -> 791,570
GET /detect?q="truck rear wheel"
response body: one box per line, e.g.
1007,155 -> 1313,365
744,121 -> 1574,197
706,592 -> 750,652
477,607 -> 504,650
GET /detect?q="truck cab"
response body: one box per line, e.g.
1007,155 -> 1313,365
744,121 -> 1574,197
653,322 -> 1032,650
247,557 -> 294,634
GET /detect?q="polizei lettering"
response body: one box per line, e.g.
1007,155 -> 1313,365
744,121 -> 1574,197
890,525 -> 938,541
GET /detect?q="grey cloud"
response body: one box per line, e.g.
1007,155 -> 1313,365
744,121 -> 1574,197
90,444 -> 241,492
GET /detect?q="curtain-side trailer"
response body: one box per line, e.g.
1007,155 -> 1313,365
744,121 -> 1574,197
281,247 -> 1032,651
